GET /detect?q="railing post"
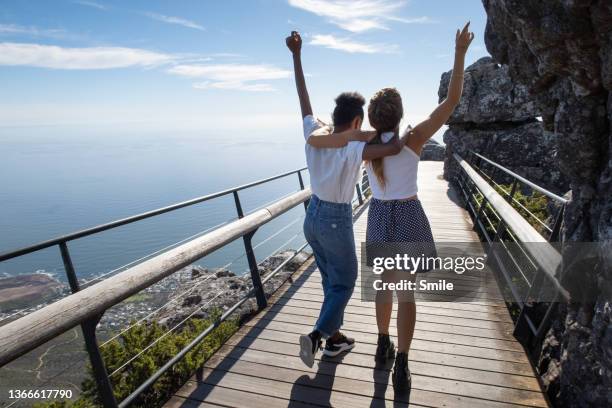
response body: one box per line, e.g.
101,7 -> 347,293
243,231 -> 267,309
467,150 -> 475,165
355,183 -> 364,205
232,191 -> 244,218
474,150 -> 483,169
507,179 -> 518,202
549,204 -> 565,242
233,191 -> 267,309
492,220 -> 507,242
59,242 -> 118,408
514,266 -> 548,355
475,195 -> 487,228
297,170 -> 309,211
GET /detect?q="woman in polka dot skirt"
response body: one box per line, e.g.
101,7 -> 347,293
367,23 -> 473,391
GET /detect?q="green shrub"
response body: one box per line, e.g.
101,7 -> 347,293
506,188 -> 549,234
35,310 -> 238,408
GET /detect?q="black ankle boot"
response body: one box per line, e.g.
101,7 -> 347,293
375,333 -> 395,362
392,352 -> 411,391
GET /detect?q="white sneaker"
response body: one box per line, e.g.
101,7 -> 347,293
321,332 -> 355,357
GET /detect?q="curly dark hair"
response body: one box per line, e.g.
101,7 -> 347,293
333,91 -> 366,126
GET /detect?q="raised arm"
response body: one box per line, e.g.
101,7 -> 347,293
286,31 -> 312,119
405,22 -> 474,154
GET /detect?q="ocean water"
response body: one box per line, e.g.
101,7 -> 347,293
0,126 -> 311,292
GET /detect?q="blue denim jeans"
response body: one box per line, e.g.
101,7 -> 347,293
303,195 -> 357,338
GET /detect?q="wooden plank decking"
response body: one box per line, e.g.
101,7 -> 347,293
165,162 -> 548,408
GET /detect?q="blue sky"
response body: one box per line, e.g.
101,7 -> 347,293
0,0 -> 490,134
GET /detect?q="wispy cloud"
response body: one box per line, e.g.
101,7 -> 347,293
73,0 -> 107,10
435,52 -> 451,59
144,12 -> 205,31
0,41 -> 284,92
310,34 -> 398,54
288,0 -> 431,32
168,64 -> 291,92
0,24 -> 70,39
0,42 -> 173,69
208,52 -> 243,58
391,16 -> 433,24
194,81 -> 277,92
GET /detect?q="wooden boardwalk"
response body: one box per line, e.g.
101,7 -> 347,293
165,162 -> 548,408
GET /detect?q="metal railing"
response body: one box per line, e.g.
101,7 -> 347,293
453,151 -> 570,361
468,151 -> 567,242
0,166 -> 370,408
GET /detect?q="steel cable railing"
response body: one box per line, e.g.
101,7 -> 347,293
99,273 -> 218,348
453,151 -> 570,363
104,220 -> 307,341
0,166 -> 368,408
108,291 -> 224,378
118,239 -> 311,408
2,237 -> 312,408
468,150 -> 566,241
107,234 -> 310,379
80,220 -> 232,288
221,213 -> 305,270
0,166 -> 308,408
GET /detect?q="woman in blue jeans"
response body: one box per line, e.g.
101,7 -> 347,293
286,31 -> 407,367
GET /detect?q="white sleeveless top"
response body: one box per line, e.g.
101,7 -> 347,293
365,131 -> 419,200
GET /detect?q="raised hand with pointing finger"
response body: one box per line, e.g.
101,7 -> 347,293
455,21 -> 475,54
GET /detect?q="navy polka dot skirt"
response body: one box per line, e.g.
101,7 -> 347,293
365,198 -> 437,273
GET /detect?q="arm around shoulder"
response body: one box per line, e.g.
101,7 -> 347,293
362,135 -> 402,161
307,128 -> 377,148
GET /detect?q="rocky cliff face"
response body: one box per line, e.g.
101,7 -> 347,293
440,57 -> 568,193
482,0 -> 612,406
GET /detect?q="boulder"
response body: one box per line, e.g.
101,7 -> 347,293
181,295 -> 202,307
420,139 -> 445,161
191,266 -> 206,279
439,57 -> 538,125
215,268 -> 234,278
440,56 -> 568,194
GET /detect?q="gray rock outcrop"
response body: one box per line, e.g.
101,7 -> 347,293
482,0 -> 612,406
440,57 -> 568,193
444,56 -> 537,125
420,139 -> 445,161
157,250 -> 310,328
